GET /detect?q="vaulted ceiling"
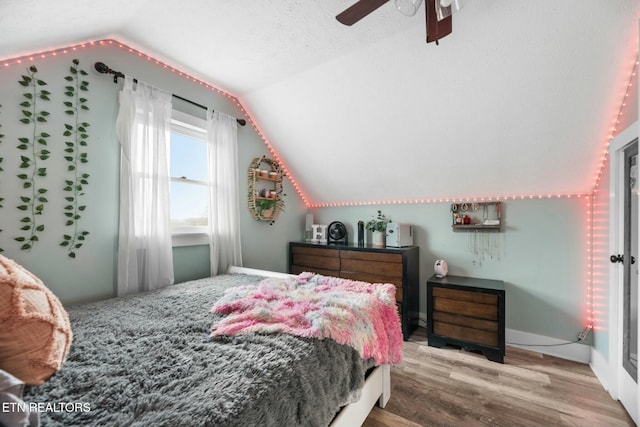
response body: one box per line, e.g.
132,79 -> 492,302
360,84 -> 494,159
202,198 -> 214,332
1,0 -> 638,205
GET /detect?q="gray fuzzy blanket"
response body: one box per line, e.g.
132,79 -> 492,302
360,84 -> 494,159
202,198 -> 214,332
23,274 -> 372,426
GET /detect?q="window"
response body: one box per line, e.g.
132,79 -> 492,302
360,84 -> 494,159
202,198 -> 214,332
170,110 -> 209,246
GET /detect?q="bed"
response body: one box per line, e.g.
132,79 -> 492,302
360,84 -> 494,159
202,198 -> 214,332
20,267 -> 399,426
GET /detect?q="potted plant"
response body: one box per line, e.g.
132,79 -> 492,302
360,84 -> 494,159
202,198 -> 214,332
257,199 -> 276,219
366,210 -> 390,247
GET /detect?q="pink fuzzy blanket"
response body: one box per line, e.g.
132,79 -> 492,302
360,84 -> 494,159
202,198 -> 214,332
210,272 -> 403,365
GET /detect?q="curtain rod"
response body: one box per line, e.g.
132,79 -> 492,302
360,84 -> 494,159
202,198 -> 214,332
94,61 -> 246,126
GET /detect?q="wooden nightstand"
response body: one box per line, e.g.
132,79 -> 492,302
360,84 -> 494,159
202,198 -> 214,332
426,274 -> 505,363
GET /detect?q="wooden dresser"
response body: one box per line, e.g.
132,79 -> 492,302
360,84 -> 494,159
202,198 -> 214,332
289,242 -> 419,341
426,274 -> 505,363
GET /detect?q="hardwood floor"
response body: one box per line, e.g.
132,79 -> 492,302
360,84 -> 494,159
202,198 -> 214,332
363,328 -> 634,427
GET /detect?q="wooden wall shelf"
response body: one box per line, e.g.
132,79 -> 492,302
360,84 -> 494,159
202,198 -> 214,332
247,157 -> 284,222
450,201 -> 502,231
451,224 -> 501,231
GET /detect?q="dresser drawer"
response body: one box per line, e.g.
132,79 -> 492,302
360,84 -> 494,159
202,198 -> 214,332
292,246 -> 339,258
339,250 -> 403,303
340,250 -> 403,264
291,246 -> 340,272
340,258 -> 402,279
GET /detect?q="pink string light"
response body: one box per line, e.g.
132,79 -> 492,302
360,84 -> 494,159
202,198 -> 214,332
586,54 -> 638,332
4,37 -> 634,210
0,38 -> 312,206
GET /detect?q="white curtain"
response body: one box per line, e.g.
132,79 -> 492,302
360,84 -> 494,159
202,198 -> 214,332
116,76 -> 174,296
206,109 -> 242,275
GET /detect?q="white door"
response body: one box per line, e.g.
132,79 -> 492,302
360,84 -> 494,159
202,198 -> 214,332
610,124 -> 639,422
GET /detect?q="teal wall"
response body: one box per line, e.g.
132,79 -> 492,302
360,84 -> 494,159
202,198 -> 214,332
310,199 -> 588,341
0,41 -> 306,305
172,245 -> 211,284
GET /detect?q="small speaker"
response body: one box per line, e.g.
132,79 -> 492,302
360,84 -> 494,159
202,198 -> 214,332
305,213 -> 314,242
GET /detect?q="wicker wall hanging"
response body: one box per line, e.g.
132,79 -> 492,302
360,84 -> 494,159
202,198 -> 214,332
247,156 -> 284,224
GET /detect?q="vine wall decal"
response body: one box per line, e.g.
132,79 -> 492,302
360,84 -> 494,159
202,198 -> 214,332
15,65 -> 51,251
60,59 -> 90,258
0,61 -> 93,257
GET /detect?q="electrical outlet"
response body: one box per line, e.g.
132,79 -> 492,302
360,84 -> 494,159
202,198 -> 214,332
578,325 -> 593,341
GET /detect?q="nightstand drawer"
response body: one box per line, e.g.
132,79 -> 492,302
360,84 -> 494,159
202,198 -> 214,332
433,297 -> 497,320
432,311 -> 498,332
433,287 -> 497,306
433,321 -> 498,347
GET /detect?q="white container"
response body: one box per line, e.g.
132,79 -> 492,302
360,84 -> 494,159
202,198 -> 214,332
386,223 -> 413,247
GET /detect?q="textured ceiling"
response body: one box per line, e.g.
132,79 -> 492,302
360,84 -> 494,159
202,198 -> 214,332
1,0 -> 638,205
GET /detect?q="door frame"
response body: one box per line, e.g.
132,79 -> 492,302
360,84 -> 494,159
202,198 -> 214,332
609,121 -> 639,422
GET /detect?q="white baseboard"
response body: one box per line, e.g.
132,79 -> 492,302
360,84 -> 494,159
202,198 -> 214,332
506,328 -> 590,363
590,347 -> 616,399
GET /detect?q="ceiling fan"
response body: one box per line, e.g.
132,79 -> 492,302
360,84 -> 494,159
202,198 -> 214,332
336,0 -> 462,44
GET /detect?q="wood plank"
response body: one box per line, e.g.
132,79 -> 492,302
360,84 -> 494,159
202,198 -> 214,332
363,328 -> 634,427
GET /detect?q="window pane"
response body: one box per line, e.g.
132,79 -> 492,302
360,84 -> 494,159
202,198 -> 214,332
170,181 -> 208,227
171,133 -> 208,182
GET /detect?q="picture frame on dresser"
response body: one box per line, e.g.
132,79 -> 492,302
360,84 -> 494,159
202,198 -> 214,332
288,242 -> 419,341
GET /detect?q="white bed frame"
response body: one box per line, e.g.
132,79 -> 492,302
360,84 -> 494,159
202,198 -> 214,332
227,266 -> 391,426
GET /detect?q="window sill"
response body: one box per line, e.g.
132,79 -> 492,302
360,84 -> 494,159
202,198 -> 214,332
172,232 -> 209,247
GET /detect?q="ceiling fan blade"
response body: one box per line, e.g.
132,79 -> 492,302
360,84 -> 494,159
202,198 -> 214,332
425,0 -> 452,43
336,0 -> 390,26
